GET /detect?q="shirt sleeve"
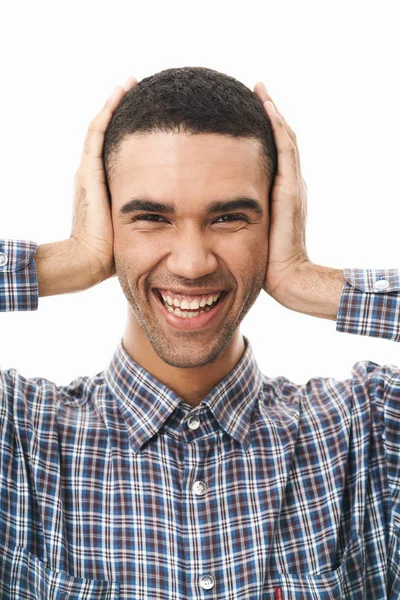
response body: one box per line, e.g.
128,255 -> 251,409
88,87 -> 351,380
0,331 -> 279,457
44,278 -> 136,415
336,268 -> 400,342
0,239 -> 39,311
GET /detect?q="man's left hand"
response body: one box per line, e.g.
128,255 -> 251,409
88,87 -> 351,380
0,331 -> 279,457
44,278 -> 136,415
254,81 -> 310,301
253,82 -> 344,320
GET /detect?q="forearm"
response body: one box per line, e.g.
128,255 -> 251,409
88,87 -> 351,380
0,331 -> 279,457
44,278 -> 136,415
271,262 -> 345,321
35,238 -> 100,297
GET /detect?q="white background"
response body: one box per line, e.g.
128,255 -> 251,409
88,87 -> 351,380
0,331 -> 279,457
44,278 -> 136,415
0,0 -> 398,386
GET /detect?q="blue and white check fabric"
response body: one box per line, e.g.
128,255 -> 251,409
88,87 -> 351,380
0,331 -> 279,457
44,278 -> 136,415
1,238 -> 400,599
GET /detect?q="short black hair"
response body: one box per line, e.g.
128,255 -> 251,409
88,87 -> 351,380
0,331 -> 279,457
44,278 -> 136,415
103,66 -> 277,206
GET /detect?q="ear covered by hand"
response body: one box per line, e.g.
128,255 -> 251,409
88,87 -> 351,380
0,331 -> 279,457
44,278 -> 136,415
253,81 -> 310,299
71,77 -> 138,286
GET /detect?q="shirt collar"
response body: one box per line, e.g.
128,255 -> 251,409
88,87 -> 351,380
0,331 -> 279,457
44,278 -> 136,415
104,334 -> 263,454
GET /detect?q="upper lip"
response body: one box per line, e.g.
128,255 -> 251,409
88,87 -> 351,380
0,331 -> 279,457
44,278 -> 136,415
154,288 -> 227,296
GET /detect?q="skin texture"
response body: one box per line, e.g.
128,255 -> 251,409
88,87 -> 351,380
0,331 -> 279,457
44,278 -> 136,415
35,77 -> 344,407
109,132 -> 270,407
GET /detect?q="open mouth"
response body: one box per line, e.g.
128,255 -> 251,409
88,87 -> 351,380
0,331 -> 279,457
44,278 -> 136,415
152,288 -> 230,330
154,289 -> 228,316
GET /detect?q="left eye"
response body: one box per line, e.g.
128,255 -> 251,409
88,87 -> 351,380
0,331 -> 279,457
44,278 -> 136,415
214,214 -> 249,223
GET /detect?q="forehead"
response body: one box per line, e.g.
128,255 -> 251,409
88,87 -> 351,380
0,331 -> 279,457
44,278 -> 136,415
109,132 -> 268,207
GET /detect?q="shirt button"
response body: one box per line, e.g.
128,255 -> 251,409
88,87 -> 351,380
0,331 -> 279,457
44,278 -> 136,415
193,480 -> 207,495
0,253 -> 8,267
188,416 -> 200,430
199,574 -> 215,590
374,279 -> 389,291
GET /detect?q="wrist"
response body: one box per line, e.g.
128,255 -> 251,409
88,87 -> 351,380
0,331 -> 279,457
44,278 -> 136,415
35,238 -> 104,297
270,262 -> 345,320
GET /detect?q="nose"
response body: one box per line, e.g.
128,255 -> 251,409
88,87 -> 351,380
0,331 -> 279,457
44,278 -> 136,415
165,225 -> 219,281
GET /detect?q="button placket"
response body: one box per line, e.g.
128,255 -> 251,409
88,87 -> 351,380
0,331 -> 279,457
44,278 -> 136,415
186,412 -> 215,592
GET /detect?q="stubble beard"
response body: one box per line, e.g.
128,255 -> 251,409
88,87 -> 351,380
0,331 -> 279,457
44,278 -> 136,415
117,269 -> 263,369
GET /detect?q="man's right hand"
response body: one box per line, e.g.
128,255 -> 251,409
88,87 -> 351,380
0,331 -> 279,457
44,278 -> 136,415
35,76 -> 137,297
70,76 -> 137,285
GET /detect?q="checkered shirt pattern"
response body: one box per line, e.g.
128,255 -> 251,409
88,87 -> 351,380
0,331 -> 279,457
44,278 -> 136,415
1,239 -> 400,599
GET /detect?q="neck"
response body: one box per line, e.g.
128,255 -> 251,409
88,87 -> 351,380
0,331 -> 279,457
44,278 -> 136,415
122,310 -> 246,408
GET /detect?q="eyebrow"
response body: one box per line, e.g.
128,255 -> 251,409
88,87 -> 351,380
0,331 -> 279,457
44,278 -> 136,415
119,196 -> 264,217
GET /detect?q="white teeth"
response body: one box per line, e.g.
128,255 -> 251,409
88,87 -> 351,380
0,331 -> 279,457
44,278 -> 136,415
180,299 -> 191,310
189,299 -> 200,310
160,291 -> 222,310
167,308 -> 205,319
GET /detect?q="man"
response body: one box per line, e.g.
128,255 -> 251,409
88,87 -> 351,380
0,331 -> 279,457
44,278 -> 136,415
0,67 -> 398,599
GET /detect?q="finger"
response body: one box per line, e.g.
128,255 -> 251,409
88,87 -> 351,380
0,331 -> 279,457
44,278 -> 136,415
264,101 -> 299,181
122,76 -> 138,91
254,81 -> 297,144
81,77 -> 138,162
255,81 -> 301,171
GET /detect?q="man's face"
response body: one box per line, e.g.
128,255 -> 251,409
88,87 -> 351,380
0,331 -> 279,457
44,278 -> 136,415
109,132 -> 270,368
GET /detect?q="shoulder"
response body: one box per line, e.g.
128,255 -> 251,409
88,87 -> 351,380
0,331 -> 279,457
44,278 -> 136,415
0,367 -> 59,412
258,361 -> 387,421
259,360 -> 400,425
0,366 -> 106,420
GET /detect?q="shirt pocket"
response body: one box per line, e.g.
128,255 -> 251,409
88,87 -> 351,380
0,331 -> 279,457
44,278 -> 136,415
9,545 -> 120,600
278,534 -> 364,599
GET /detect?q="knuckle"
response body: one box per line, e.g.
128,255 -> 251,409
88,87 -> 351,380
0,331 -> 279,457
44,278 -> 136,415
74,168 -> 83,181
76,185 -> 87,203
82,134 -> 92,155
87,119 -> 97,134
74,167 -> 87,184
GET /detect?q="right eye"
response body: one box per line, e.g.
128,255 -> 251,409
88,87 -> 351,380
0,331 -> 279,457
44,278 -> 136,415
131,214 -> 167,223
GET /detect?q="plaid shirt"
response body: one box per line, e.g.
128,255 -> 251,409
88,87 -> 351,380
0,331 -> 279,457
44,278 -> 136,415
0,238 -> 400,600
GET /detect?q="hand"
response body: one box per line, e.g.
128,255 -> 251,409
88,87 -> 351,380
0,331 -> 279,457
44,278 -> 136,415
253,82 -> 310,302
70,76 -> 137,285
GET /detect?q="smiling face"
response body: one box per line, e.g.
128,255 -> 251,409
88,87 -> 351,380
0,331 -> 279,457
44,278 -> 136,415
109,131 -> 270,369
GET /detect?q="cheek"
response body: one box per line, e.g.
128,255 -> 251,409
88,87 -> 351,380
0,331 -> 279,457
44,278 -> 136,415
232,236 -> 268,288
225,234 -> 266,263
114,234 -> 165,278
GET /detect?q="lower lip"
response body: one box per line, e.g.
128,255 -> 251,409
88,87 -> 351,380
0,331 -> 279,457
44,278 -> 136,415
152,290 -> 229,331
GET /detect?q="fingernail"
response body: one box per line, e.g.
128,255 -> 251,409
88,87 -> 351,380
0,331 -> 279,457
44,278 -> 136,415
125,76 -> 137,88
